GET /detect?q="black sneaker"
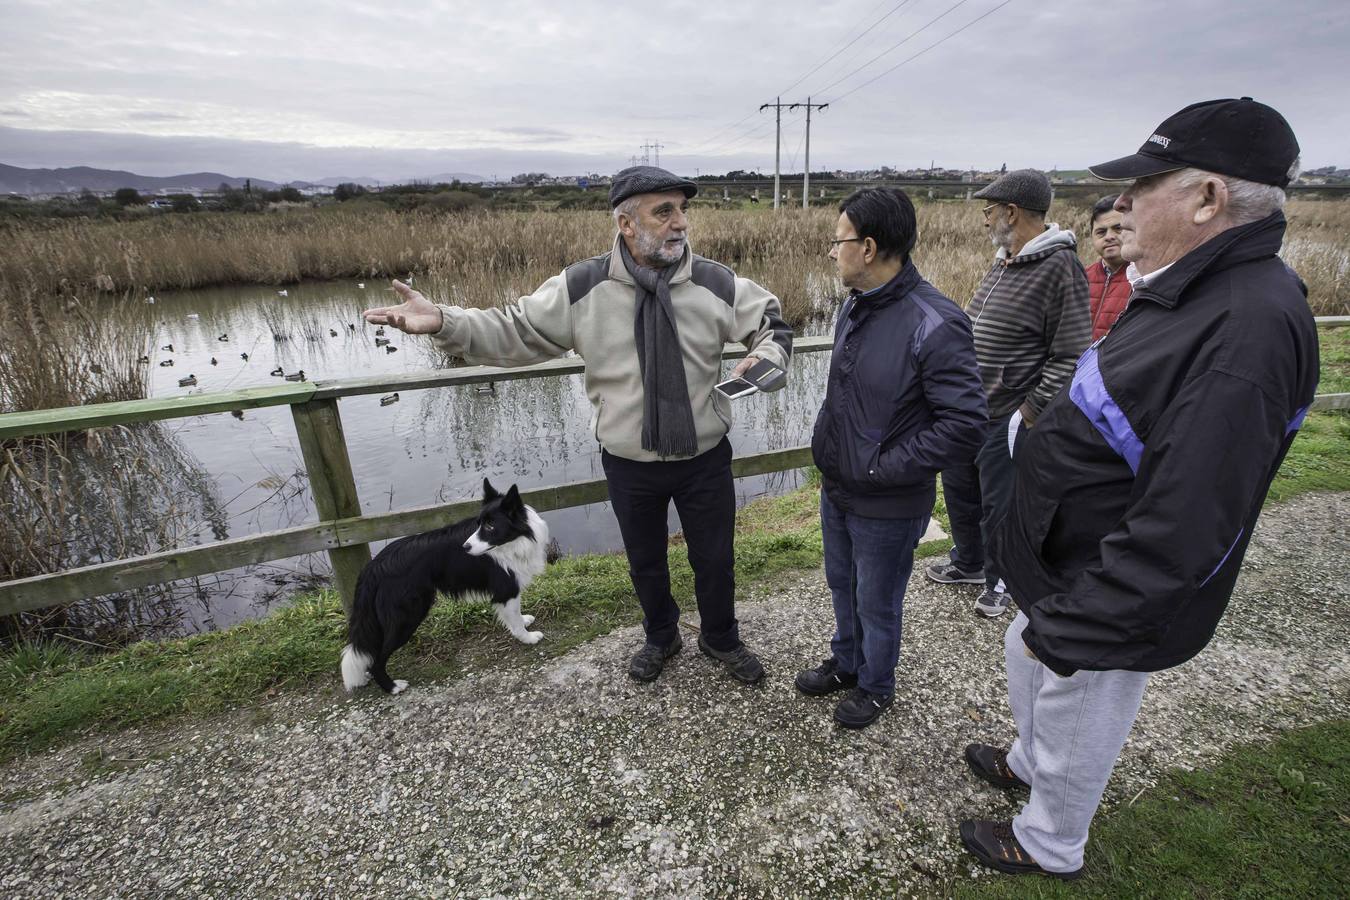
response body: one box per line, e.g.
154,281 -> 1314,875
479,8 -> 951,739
697,634 -> 765,684
794,658 -> 858,696
628,634 -> 682,682
959,819 -> 1082,880
964,743 -> 1030,790
833,687 -> 893,729
974,587 -> 1012,618
925,558 -> 986,584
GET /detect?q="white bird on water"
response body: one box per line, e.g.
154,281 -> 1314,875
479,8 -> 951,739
277,289 -> 289,297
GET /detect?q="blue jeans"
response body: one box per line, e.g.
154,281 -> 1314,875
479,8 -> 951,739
821,490 -> 929,696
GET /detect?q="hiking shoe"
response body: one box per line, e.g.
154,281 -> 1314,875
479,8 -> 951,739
925,558 -> 986,584
697,634 -> 765,684
964,744 -> 1030,791
628,634 -> 683,682
794,658 -> 858,696
974,587 -> 1012,618
833,687 -> 894,729
959,819 -> 1082,880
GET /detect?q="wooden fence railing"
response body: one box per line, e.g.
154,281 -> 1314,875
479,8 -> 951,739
2,319 -> 1347,619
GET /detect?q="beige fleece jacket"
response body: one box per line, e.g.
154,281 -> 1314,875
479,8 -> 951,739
432,235 -> 793,462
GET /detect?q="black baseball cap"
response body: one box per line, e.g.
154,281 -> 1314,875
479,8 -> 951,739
609,165 -> 698,208
1089,97 -> 1299,187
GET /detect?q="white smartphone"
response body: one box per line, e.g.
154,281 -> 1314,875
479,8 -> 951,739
715,376 -> 759,399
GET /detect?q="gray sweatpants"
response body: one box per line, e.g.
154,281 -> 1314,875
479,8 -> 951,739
1003,612 -> 1150,873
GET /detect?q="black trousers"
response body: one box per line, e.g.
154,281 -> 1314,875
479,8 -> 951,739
601,437 -> 739,652
940,411 -> 1024,589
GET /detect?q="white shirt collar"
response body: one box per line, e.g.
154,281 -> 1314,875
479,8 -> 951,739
1126,260 -> 1175,291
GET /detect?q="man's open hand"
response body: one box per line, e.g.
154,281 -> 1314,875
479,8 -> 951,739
363,280 -> 443,335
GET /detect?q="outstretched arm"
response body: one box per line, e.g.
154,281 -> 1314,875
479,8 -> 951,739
364,276 -> 574,366
363,280 -> 444,334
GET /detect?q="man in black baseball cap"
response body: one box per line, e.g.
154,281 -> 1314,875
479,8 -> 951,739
365,164 -> 792,687
958,99 -> 1319,880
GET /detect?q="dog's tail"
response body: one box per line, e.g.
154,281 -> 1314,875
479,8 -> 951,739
340,567 -> 381,692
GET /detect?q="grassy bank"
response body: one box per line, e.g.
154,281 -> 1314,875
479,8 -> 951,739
3,394 -> 1347,761
953,718 -> 1350,898
1,478 -> 907,762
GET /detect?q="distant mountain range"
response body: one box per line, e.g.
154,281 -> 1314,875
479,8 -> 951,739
0,163 -> 486,195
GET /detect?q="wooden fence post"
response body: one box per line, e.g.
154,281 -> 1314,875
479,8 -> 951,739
291,398 -> 370,613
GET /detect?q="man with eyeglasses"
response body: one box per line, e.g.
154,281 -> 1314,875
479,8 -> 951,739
800,187 -> 986,728
363,166 -> 792,686
925,169 -> 1091,618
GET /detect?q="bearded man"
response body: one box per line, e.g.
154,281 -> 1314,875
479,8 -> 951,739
926,169 -> 1091,618
364,166 -> 792,685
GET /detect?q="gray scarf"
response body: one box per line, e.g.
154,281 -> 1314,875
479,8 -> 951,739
619,240 -> 697,457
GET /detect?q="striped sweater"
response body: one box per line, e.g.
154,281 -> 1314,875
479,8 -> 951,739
965,225 -> 1092,420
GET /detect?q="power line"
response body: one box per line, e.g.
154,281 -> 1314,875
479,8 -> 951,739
828,0 -> 1014,103
778,0 -> 919,97
813,0 -> 975,98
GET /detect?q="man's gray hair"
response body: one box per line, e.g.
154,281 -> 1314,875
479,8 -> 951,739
1174,157 -> 1302,225
612,196 -> 640,225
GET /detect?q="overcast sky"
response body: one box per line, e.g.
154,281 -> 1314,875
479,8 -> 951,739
2,0 -> 1347,182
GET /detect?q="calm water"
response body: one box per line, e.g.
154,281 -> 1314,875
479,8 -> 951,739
122,278 -> 834,633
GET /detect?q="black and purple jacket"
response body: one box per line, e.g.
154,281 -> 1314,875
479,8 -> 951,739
993,211 -> 1319,676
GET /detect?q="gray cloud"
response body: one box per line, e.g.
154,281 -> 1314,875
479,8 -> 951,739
0,0 -> 1346,180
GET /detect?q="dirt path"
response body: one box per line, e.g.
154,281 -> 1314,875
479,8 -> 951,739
3,493 -> 1347,898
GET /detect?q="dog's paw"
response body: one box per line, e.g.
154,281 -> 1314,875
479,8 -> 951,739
521,614 -> 535,626
391,679 -> 409,695
519,630 -> 544,644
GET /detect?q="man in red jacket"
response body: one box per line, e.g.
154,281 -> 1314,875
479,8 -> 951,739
1084,195 -> 1132,340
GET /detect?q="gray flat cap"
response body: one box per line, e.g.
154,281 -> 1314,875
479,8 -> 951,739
972,169 -> 1052,213
609,165 -> 698,208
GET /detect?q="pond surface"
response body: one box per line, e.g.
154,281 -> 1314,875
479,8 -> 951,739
127,278 -> 834,634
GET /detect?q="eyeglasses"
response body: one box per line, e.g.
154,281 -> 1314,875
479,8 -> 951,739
829,237 -> 863,249
981,204 -> 1002,220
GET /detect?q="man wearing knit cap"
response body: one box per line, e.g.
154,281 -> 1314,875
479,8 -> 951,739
364,166 -> 792,685
925,169 -> 1091,618
959,98 -> 1317,880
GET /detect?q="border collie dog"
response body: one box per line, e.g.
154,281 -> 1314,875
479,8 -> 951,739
340,479 -> 549,694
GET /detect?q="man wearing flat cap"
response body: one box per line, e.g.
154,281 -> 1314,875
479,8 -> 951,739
364,166 -> 792,685
958,98 -> 1319,880
926,169 -> 1091,618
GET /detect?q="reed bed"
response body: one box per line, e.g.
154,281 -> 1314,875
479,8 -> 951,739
2,200 -> 1345,326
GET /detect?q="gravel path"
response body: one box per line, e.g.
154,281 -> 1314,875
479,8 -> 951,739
3,492 -> 1348,898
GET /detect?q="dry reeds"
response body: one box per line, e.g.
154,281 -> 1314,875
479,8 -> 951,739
2,199 -> 1346,321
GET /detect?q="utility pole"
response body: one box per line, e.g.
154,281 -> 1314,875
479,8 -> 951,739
789,97 -> 828,209
640,139 -> 664,167
759,97 -> 786,210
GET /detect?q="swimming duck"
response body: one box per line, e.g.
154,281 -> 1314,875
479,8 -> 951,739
178,375 -> 197,387
210,357 -> 218,365
284,370 -> 306,382
379,393 -> 399,406
374,337 -> 390,347
159,359 -> 174,367
270,366 -> 284,376
240,352 -> 250,361
384,345 -> 398,354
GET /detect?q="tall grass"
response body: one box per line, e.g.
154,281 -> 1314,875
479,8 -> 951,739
3,200 -> 1346,329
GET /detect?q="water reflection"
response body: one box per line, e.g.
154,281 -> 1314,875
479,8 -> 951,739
105,279 -> 837,634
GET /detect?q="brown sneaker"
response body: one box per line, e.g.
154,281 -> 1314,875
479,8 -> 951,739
959,820 -> 1082,880
964,743 -> 1030,790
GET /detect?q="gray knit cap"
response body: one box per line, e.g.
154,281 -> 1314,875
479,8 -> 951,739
972,169 -> 1052,213
609,166 -> 698,208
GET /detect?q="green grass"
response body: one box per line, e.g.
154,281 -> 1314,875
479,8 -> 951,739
1,395 -> 1344,763
1317,324 -> 1350,396
953,718 -> 1350,898
0,481 -> 843,762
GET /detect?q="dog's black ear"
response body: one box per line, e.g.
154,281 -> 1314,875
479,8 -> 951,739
503,484 -> 522,508
482,478 -> 500,501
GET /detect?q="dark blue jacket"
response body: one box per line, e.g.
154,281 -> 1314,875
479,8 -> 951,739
994,212 -> 1320,676
811,262 -> 988,518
